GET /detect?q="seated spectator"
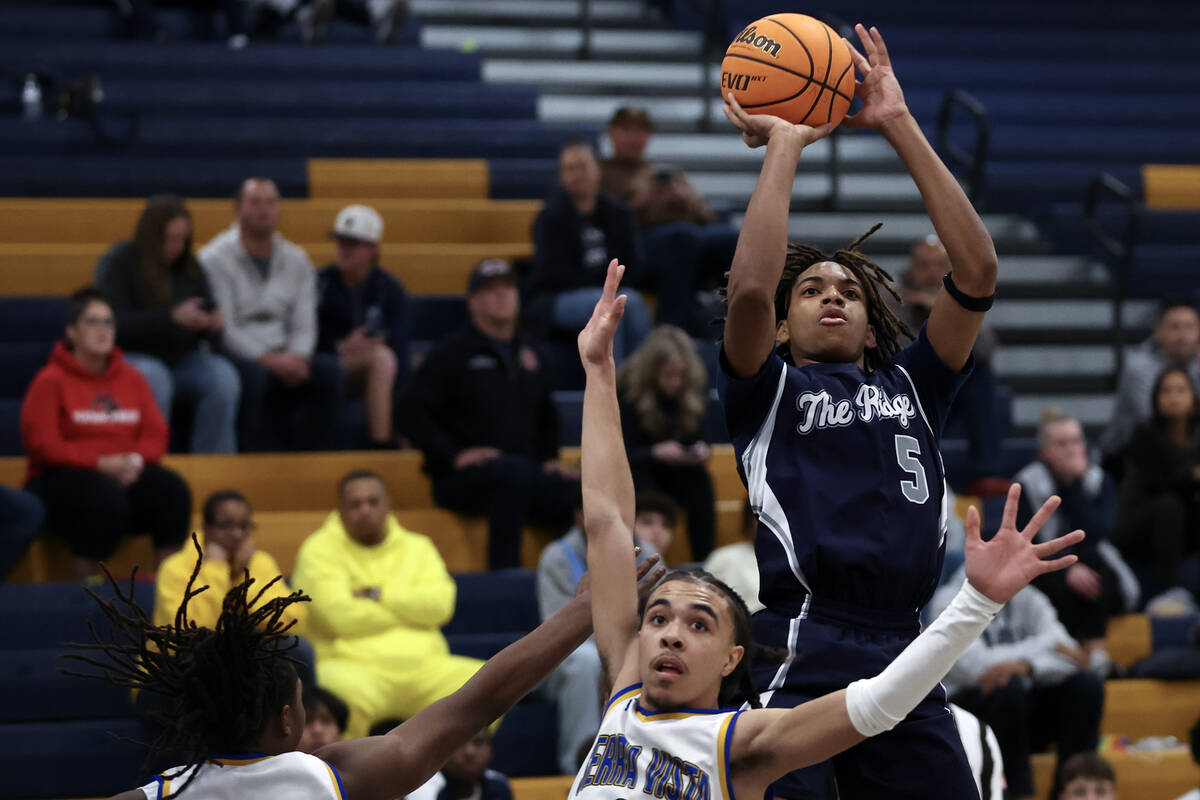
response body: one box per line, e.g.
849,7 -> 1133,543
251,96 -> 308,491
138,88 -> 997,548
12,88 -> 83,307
618,325 -> 715,559
298,685 -> 349,753
893,236 -> 1007,494
0,485 -> 43,582
95,194 -> 241,454
930,567 -> 1104,799
601,106 -> 739,335
526,138 -> 652,363
20,287 -> 190,577
292,470 -> 482,738
1100,297 -> 1200,464
406,728 -> 512,800
294,0 -> 409,44
1015,411 -> 1138,670
316,204 -> 408,448
154,489 -> 314,686
403,259 -> 579,569
703,499 -> 763,613
1054,752 -> 1117,800
199,177 -> 344,451
536,495 -> 667,774
1114,366 -> 1200,601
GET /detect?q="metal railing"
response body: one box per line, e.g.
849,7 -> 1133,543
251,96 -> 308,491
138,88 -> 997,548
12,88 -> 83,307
936,89 -> 990,208
1083,173 -> 1140,378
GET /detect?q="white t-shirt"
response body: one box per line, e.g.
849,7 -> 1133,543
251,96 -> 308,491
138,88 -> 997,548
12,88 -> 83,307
138,751 -> 345,799
1173,789 -> 1200,800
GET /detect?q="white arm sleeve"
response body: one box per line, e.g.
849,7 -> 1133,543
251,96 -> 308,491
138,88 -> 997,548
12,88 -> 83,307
845,581 -> 1002,737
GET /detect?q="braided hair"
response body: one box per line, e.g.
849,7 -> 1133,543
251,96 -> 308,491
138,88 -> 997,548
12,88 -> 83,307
721,225 -> 912,372
63,536 -> 310,796
640,566 -> 772,709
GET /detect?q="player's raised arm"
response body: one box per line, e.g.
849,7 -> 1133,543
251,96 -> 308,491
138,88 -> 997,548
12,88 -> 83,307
576,259 -> 645,691
843,24 -> 998,372
726,484 -> 1084,799
722,97 -> 832,378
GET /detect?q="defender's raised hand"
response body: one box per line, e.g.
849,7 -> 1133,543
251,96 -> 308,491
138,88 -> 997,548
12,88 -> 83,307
723,93 -> 834,150
578,259 -> 628,368
964,483 -> 1085,604
842,24 -> 909,130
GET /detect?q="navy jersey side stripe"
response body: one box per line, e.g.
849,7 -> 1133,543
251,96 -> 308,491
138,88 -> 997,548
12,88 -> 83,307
896,363 -> 951,546
743,365 -> 810,593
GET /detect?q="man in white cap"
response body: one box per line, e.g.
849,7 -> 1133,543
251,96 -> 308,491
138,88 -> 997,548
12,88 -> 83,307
317,204 -> 408,448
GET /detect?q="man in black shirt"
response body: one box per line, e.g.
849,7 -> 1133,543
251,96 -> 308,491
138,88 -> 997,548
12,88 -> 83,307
403,259 -> 580,568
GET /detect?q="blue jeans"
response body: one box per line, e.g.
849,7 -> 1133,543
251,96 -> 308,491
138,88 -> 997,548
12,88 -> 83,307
552,287 -> 652,363
231,353 -> 345,452
125,352 -> 241,454
0,486 -> 43,580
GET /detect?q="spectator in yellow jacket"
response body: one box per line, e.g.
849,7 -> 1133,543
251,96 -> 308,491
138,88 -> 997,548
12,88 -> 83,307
154,489 -> 314,685
292,469 -> 482,739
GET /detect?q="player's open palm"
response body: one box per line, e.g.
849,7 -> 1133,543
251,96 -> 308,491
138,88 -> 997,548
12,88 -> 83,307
578,259 -> 628,367
843,24 -> 909,129
723,93 -> 833,149
964,483 -> 1085,605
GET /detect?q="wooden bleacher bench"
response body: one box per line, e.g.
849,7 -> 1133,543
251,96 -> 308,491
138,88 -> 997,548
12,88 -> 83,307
1143,164 -> 1200,209
0,241 -> 533,296
1102,678 -> 1200,741
307,158 -> 490,200
0,198 -> 541,246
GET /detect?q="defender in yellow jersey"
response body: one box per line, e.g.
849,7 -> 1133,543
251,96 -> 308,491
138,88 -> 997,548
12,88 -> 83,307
574,261 -> 1085,800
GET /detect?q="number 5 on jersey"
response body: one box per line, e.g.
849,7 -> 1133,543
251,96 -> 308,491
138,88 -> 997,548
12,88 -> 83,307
894,434 -> 930,504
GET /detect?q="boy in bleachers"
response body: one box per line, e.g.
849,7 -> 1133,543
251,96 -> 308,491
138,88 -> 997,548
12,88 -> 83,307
1054,752 -> 1118,799
199,177 -> 344,451
316,204 -> 408,449
154,488 -> 315,686
406,728 -> 512,800
292,469 -> 482,738
536,492 -> 673,773
298,685 -> 349,753
403,259 -> 579,569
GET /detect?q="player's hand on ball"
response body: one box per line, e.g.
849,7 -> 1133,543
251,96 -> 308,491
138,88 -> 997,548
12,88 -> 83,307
578,259 -> 628,368
964,483 -> 1085,604
723,94 -> 834,150
842,24 -> 909,130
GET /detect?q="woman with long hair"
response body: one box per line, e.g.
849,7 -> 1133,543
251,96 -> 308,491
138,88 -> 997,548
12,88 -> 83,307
1113,366 -> 1200,595
95,194 -> 241,453
617,325 -> 716,560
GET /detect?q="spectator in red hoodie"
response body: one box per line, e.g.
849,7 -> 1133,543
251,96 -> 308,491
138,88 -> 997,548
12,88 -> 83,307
20,286 -> 191,577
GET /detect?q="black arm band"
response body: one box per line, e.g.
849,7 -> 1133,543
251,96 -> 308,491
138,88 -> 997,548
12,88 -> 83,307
942,272 -> 995,312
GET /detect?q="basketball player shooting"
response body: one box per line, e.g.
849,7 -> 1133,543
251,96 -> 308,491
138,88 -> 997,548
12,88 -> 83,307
573,261 -> 1077,800
719,24 -> 1001,799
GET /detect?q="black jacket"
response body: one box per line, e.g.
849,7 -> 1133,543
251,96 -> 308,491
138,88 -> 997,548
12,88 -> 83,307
316,264 -> 409,388
94,240 -> 219,365
525,187 -> 642,326
401,323 -> 559,476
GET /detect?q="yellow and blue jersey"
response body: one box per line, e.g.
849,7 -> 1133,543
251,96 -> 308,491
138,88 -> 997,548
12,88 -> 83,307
136,751 -> 345,799
569,683 -> 744,800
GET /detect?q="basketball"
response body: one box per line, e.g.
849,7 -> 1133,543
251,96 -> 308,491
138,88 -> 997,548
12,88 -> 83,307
720,13 -> 855,128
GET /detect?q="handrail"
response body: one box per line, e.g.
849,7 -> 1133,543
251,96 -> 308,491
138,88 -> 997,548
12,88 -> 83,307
820,13 -> 853,211
936,89 -> 990,207
674,0 -> 725,131
578,0 -> 592,59
1083,173 -> 1140,378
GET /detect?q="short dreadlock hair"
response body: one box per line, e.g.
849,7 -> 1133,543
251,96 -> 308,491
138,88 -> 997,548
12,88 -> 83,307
63,536 -> 310,796
721,225 -> 912,373
639,566 -> 778,710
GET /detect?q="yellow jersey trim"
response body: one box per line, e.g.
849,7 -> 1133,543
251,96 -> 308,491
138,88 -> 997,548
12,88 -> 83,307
324,760 -> 347,800
603,682 -> 643,717
211,754 -> 273,766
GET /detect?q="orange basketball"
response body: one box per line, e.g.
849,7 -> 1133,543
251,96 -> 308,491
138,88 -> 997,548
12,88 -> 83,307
721,13 -> 855,128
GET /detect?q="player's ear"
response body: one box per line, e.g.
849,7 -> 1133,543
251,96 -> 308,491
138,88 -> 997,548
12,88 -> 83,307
864,323 -> 877,350
720,644 -> 745,678
775,319 -> 790,343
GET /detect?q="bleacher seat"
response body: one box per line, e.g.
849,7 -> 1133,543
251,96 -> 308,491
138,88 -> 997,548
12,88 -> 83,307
0,718 -> 147,799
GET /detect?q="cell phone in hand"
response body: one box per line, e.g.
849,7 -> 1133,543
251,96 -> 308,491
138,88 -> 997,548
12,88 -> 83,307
364,305 -> 383,337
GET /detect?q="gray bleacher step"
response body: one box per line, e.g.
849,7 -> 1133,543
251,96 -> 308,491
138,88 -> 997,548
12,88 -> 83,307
1012,394 -> 1113,428
414,0 -> 648,23
691,172 -> 924,210
987,298 -> 1157,331
993,345 -> 1117,378
598,133 -> 903,173
725,213 -> 1045,253
421,26 -> 701,57
484,58 -> 709,91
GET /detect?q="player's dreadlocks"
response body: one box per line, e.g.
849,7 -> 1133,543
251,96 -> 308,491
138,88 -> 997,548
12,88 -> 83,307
62,536 -> 309,796
640,566 -> 778,710
722,224 -> 913,372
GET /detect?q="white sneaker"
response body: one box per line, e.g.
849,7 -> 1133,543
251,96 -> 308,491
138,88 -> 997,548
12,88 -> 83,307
1145,586 -> 1198,618
228,33 -> 249,50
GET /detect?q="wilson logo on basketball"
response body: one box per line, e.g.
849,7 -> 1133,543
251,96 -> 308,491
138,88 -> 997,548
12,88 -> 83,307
733,25 -> 782,58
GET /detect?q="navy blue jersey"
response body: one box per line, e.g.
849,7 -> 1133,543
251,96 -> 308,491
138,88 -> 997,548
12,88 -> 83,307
718,325 -> 970,615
